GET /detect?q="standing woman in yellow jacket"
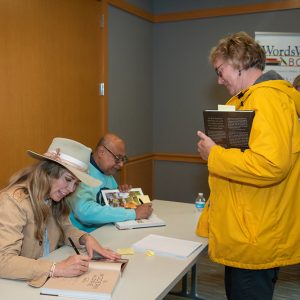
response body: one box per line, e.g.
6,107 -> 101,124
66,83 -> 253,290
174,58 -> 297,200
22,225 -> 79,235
197,32 -> 300,300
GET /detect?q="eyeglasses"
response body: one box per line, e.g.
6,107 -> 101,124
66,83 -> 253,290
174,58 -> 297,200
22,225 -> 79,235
103,145 -> 128,164
215,63 -> 224,78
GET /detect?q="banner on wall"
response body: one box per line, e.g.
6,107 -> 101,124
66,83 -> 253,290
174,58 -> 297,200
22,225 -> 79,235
255,32 -> 300,84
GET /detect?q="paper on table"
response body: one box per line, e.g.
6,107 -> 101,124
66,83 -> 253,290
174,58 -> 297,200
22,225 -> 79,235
132,234 -> 202,259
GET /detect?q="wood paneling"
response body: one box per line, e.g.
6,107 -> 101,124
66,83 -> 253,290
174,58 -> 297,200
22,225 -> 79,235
153,153 -> 206,164
119,153 -> 206,198
0,0 -> 103,187
99,0 -> 109,133
154,0 -> 300,23
120,154 -> 153,198
107,0 -> 153,22
106,0 -> 300,23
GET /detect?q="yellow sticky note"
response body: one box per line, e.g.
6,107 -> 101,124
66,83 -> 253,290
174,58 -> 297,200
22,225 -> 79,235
117,248 -> 135,255
145,249 -> 155,257
138,195 -> 151,204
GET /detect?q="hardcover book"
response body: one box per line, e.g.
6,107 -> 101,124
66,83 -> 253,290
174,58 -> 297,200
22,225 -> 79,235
101,188 -> 166,230
40,259 -> 128,300
203,109 -> 255,150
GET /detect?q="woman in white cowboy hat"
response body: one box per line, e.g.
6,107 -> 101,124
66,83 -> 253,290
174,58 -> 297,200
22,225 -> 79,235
0,137 -> 120,287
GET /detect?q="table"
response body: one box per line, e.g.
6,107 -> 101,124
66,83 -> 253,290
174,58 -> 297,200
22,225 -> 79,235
0,200 -> 208,300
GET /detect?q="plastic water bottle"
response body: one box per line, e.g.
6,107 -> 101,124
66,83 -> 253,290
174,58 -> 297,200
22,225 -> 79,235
195,192 -> 206,212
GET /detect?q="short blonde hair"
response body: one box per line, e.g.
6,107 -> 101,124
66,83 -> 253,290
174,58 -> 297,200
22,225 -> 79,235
209,31 -> 265,71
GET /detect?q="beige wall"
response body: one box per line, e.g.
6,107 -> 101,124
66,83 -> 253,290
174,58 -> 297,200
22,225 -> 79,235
0,0 -> 104,187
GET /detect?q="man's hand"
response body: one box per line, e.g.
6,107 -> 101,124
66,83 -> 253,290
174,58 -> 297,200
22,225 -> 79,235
197,131 -> 216,161
118,184 -> 132,192
135,203 -> 153,220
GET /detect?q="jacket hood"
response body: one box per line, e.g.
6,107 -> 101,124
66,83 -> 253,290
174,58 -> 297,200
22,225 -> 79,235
252,71 -> 300,116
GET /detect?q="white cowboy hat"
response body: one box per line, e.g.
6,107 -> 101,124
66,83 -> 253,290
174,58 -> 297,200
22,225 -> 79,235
27,137 -> 100,187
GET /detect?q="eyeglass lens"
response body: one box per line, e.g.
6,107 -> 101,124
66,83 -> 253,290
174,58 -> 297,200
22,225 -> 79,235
103,145 -> 128,163
215,63 -> 224,78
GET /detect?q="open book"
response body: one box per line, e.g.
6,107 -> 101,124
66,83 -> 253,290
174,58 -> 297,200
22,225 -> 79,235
40,259 -> 128,300
101,188 -> 147,208
101,188 -> 166,230
203,108 -> 255,150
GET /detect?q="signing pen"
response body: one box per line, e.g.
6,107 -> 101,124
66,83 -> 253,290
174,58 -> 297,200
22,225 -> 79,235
40,292 -> 59,296
68,237 -> 80,255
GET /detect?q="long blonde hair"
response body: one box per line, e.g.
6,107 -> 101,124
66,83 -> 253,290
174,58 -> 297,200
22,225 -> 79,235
5,160 -> 71,241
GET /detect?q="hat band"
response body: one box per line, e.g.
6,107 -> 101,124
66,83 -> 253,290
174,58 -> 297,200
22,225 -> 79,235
44,150 -> 88,173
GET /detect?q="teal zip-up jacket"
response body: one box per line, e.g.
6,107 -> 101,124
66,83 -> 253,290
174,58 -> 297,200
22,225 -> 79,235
67,156 -> 136,232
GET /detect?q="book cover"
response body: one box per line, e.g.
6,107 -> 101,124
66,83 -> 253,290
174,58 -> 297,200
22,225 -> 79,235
132,234 -> 202,259
203,110 -> 255,150
40,259 -> 128,300
115,214 -> 166,230
101,188 -> 146,208
101,188 -> 166,230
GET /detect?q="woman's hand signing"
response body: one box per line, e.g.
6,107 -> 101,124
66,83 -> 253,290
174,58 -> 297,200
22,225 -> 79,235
54,254 -> 89,277
81,234 -> 121,261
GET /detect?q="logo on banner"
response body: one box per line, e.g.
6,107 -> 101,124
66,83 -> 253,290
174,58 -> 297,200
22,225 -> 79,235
262,45 -> 300,67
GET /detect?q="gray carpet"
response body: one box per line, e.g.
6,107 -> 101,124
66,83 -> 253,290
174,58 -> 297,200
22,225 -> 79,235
164,247 -> 300,300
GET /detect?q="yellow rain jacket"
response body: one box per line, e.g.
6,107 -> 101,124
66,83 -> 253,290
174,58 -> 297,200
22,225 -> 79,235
197,76 -> 300,269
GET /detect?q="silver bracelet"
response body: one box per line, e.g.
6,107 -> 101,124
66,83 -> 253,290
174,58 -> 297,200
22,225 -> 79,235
49,262 -> 56,278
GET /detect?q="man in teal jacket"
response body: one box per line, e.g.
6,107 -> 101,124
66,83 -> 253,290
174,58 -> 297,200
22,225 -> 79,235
67,133 -> 153,232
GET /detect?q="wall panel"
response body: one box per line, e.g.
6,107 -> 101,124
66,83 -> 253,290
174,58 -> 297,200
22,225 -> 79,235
120,155 -> 153,198
0,0 -> 103,187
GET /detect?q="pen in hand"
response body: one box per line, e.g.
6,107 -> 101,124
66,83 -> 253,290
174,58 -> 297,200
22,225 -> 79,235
68,237 -> 80,255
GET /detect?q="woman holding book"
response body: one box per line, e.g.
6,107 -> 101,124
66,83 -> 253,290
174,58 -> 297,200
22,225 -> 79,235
0,137 -> 120,287
196,32 -> 300,299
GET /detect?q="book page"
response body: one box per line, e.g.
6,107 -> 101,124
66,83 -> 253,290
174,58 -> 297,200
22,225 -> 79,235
90,259 -> 128,272
101,188 -> 144,208
137,195 -> 151,204
218,104 -> 235,111
41,269 -> 120,296
41,259 -> 128,298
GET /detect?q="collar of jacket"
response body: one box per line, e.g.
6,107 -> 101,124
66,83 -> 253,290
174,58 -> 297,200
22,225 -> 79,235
228,79 -> 295,109
90,154 -> 105,175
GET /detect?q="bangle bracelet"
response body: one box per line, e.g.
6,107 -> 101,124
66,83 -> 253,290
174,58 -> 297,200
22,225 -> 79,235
49,262 -> 56,278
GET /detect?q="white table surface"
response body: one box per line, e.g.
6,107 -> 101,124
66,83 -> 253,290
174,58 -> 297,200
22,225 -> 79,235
0,200 -> 207,300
